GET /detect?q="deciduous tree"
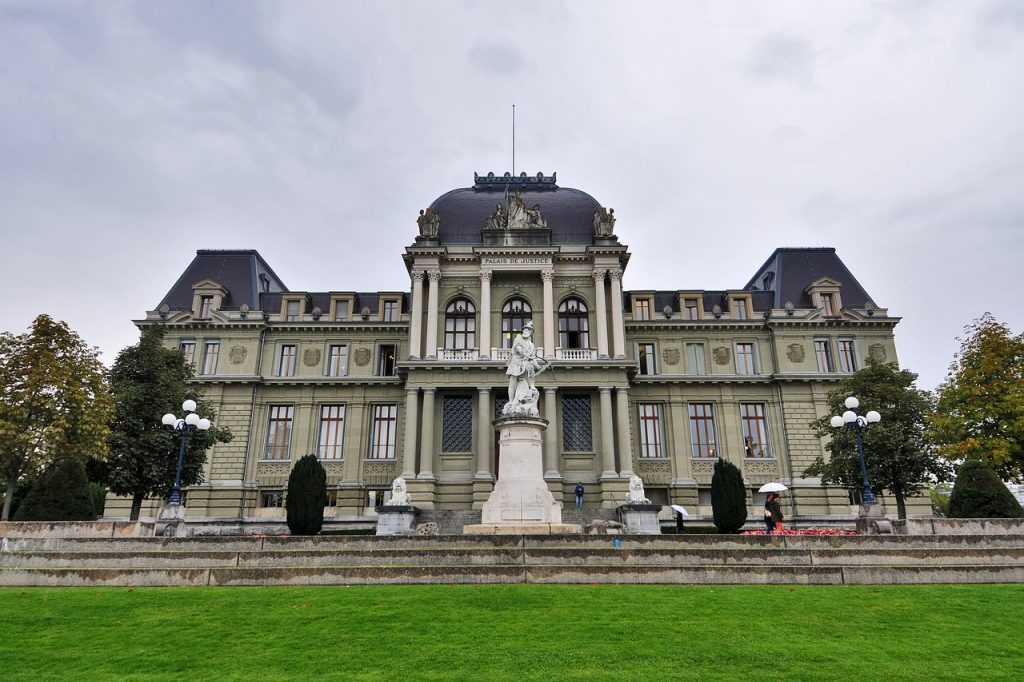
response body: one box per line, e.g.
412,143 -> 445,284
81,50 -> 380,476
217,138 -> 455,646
806,359 -> 950,519
0,315 -> 112,520
105,326 -> 230,520
931,314 -> 1024,479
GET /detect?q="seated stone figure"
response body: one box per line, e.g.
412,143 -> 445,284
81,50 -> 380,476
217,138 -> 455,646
625,475 -> 651,505
384,476 -> 412,507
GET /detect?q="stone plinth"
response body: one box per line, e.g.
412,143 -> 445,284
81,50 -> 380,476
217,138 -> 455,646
376,506 -> 420,536
856,502 -> 893,535
618,504 -> 662,535
463,416 -> 580,535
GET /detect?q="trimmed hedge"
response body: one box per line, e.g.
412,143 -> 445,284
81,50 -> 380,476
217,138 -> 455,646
14,458 -> 96,521
711,458 -> 748,533
948,459 -> 1024,519
286,454 -> 328,535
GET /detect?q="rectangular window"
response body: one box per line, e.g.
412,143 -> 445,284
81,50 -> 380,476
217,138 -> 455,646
325,490 -> 338,507
369,404 -> 398,459
285,300 -> 300,322
634,298 -> 651,321
562,396 -> 593,452
735,342 -> 756,375
684,298 -> 700,320
638,403 -> 663,458
838,339 -> 857,373
260,491 -> 284,508
822,293 -> 836,317
687,343 -> 706,375
733,299 -> 748,320
179,341 -> 196,366
815,339 -> 833,372
278,344 -> 297,377
638,343 -> 657,375
378,344 -> 396,376
441,396 -> 473,453
383,300 -> 399,322
264,405 -> 293,460
740,403 -> 770,458
327,344 -> 349,377
317,405 -> 346,459
688,403 -> 717,458
201,341 -> 219,375
333,300 -> 350,321
199,296 -> 214,318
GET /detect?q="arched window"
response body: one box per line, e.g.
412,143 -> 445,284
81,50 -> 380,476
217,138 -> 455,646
558,298 -> 589,349
501,298 -> 532,348
444,298 -> 476,350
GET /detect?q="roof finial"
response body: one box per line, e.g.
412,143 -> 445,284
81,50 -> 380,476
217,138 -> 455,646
512,104 -> 516,179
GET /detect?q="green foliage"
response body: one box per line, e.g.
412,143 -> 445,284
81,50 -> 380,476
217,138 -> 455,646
929,483 -> 952,517
286,454 -> 327,535
931,314 -> 1024,479
806,358 -> 951,519
87,482 -> 108,517
0,314 -> 113,520
105,326 -> 231,520
0,479 -> 34,520
710,458 -> 747,533
947,459 -> 1024,519
13,458 -> 96,521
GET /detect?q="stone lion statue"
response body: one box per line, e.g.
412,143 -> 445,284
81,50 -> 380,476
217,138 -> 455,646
625,475 -> 651,504
384,476 -> 412,507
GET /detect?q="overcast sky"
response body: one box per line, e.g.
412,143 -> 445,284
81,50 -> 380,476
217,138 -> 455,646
2,0 -> 1021,391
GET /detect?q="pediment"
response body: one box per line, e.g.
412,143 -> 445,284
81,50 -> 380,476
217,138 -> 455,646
192,278 -> 228,294
805,276 -> 842,292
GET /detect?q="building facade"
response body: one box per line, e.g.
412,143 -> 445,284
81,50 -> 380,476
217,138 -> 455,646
112,173 -> 925,523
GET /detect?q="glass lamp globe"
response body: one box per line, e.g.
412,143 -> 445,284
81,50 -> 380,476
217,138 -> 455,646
844,396 -> 859,410
842,410 -> 857,423
185,412 -> 201,426
182,399 -> 198,413
161,413 -> 177,426
830,415 -> 845,428
866,410 -> 881,423
197,418 -> 211,431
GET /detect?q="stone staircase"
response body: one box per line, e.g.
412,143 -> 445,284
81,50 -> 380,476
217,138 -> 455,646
3,532 -> 1024,586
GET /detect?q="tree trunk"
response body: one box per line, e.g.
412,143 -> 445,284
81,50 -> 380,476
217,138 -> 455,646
130,493 -> 145,521
2,475 -> 16,521
894,489 -> 907,520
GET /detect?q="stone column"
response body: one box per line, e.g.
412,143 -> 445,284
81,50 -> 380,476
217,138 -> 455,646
475,387 -> 492,478
424,270 -> 441,359
401,388 -> 419,478
418,388 -> 436,479
616,386 -> 634,477
609,268 -> 626,358
408,271 -> 424,359
543,387 -> 559,478
598,387 -> 617,478
541,268 -> 555,359
479,269 -> 492,359
592,269 -> 609,358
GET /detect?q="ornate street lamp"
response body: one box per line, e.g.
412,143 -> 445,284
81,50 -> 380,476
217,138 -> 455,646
829,396 -> 889,533
161,399 -> 211,507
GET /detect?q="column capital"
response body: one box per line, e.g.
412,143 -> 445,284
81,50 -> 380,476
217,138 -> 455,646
422,386 -> 437,394
544,386 -> 557,395
478,386 -> 491,394
608,268 -> 623,282
406,387 -> 419,395
411,270 -> 425,283
479,269 -> 493,282
541,269 -> 555,283
592,269 -> 607,282
427,270 -> 442,282
598,386 -> 614,394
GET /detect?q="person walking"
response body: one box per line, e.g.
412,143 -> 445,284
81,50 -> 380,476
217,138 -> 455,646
575,482 -> 585,510
763,495 -> 776,535
766,493 -> 785,534
675,510 -> 686,534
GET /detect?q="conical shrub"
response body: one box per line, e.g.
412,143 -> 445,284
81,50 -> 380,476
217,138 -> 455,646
948,459 -> 1024,519
14,458 -> 97,521
286,454 -> 328,535
711,458 -> 748,533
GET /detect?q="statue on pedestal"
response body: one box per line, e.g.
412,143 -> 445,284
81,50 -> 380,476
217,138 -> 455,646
416,208 -> 440,238
625,475 -> 651,504
526,204 -> 547,228
485,203 -> 506,230
503,321 -> 549,418
384,477 -> 411,507
593,207 -> 616,236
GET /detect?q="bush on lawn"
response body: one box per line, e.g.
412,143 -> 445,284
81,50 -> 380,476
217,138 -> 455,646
14,458 -> 96,521
286,454 -> 328,535
711,458 -> 748,533
948,459 -> 1024,519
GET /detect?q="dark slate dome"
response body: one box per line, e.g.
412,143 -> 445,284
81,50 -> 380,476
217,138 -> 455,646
429,173 -> 602,244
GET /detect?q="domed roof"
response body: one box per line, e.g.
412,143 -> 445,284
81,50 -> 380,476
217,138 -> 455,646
428,173 -> 602,244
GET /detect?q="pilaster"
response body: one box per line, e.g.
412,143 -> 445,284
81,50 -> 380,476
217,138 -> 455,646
542,268 -> 555,359
615,386 -> 634,477
408,271 -> 424,359
609,268 -> 626,358
479,269 -> 493,359
418,388 -> 436,479
598,387 -> 617,479
593,269 -> 609,358
424,270 -> 441,359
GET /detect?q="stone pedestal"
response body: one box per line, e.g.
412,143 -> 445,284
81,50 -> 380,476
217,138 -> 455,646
856,502 -> 893,534
618,503 -> 662,535
463,416 -> 580,535
376,506 -> 420,536
155,504 -> 187,538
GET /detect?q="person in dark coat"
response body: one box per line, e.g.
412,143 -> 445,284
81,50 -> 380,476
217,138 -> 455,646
574,482 -> 585,510
763,495 -> 776,535
675,510 -> 686,534
766,493 -> 785,534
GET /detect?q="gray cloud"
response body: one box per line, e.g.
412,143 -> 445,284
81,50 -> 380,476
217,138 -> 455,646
747,33 -> 816,86
469,43 -> 524,76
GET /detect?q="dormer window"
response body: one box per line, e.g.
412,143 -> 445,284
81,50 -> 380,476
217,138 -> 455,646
733,299 -> 748,320
198,296 -> 214,319
822,293 -> 836,317
633,297 -> 651,321
190,279 -> 227,319
805,278 -> 844,317
286,301 -> 300,321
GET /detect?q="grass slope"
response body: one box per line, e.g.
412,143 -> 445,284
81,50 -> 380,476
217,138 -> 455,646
0,585 -> 1021,681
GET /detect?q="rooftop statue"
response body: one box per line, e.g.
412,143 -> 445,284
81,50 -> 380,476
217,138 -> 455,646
593,207 -> 616,236
416,208 -> 440,238
485,202 -> 506,230
625,475 -> 651,504
507,191 -> 528,229
526,203 -> 547,229
503,321 -> 549,418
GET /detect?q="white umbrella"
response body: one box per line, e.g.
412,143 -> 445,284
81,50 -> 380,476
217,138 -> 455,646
758,482 -> 788,493
670,504 -> 689,517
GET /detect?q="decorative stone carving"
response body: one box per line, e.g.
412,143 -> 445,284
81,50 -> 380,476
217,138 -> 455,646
353,347 -> 372,367
383,477 -> 411,506
593,207 -> 616,236
362,460 -> 399,485
256,462 -> 291,477
526,204 -> 547,228
416,208 -> 440,237
507,191 -> 528,229
786,343 -> 806,364
869,343 -> 887,362
745,460 -> 779,476
228,345 -> 248,365
713,346 -> 731,365
692,460 -> 716,476
636,459 -> 673,485
503,322 -> 549,418
303,348 -> 321,367
485,202 -> 506,230
625,475 -> 651,504
662,347 -> 680,366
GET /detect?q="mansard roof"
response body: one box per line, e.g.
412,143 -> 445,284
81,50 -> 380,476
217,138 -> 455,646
428,172 -> 602,244
157,250 -> 288,311
744,247 -> 877,309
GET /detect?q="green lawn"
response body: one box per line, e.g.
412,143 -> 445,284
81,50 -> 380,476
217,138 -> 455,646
1,585 -> 1021,681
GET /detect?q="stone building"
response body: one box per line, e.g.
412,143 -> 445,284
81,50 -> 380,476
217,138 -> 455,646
110,172 -> 925,524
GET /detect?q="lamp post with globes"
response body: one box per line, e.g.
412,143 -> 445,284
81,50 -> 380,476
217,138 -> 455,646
161,399 -> 211,507
830,396 -> 890,533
